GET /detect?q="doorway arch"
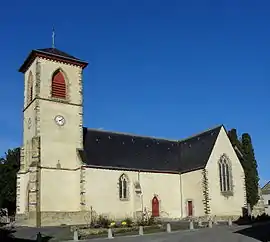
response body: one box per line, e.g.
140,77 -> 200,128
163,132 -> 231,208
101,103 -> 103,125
151,196 -> 160,217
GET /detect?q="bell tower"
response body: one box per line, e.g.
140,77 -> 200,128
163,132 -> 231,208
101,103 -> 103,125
16,48 -> 88,226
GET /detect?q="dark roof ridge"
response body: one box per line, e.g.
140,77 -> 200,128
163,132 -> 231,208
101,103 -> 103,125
85,128 -> 178,142
178,124 -> 223,143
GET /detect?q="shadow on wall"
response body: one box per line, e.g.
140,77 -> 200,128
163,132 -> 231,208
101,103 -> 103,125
0,228 -> 52,242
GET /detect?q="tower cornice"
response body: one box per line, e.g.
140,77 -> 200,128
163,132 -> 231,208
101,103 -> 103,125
19,48 -> 88,73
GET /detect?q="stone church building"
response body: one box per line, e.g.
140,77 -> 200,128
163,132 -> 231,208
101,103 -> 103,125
16,47 -> 246,226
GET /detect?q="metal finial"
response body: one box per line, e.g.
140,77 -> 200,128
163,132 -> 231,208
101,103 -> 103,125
52,27 -> 55,48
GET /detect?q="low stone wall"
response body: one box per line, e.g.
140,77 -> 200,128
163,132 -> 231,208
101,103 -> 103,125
15,212 -> 241,227
16,211 -> 92,227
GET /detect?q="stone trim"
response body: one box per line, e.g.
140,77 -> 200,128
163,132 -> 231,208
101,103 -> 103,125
49,68 -> 71,102
78,68 -> 84,148
242,173 -> 248,208
80,167 -> 86,210
118,173 -> 130,201
23,97 -> 82,112
20,147 -> 25,171
78,106 -> 83,147
218,154 -> 234,197
35,59 -> 41,97
185,199 -> 195,217
34,100 -> 40,136
38,56 -> 87,71
39,166 -> 81,171
16,174 -> 21,213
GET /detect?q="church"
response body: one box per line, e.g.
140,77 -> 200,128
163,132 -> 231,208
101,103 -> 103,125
16,47 -> 246,227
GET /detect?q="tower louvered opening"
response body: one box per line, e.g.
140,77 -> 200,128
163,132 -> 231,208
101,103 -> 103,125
52,70 -> 66,99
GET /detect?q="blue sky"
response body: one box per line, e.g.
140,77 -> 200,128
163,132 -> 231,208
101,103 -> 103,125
0,0 -> 269,185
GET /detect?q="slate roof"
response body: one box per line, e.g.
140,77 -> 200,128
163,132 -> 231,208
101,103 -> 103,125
79,125 -> 222,173
36,48 -> 80,61
19,48 -> 88,73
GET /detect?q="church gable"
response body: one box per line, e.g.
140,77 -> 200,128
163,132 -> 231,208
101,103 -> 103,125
79,125 -> 222,173
179,126 -> 221,172
262,181 -> 270,195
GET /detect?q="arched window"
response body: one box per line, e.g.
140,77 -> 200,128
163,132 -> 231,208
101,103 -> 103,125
219,154 -> 233,193
119,174 -> 129,200
51,70 -> 66,99
27,71 -> 33,103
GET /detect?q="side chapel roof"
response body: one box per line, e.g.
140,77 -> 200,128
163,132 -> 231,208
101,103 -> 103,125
79,125 -> 223,173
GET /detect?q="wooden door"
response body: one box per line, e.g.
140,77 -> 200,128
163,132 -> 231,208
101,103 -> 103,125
187,200 -> 193,216
152,196 -> 159,217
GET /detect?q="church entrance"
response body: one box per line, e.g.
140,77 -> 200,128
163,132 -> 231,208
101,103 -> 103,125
151,196 -> 159,217
187,200 -> 193,216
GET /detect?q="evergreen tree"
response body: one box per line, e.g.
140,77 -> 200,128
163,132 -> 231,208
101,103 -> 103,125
241,133 -> 260,209
0,148 -> 20,215
228,129 -> 260,210
228,128 -> 239,147
227,128 -> 244,165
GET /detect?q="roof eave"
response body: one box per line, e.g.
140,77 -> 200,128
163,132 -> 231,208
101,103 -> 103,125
18,50 -> 88,74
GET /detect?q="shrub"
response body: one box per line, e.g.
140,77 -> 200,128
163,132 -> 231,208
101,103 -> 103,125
124,217 -> 133,227
136,215 -> 157,226
96,215 -> 111,228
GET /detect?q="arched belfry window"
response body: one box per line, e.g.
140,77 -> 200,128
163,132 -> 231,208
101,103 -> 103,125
51,69 -> 66,99
27,71 -> 33,103
219,154 -> 233,194
119,174 -> 129,200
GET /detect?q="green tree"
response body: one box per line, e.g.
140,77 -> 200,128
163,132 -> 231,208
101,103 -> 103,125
0,148 -> 20,215
227,128 -> 244,164
241,133 -> 260,209
228,129 -> 260,210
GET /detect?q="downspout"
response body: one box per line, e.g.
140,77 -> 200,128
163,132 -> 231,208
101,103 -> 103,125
178,141 -> 183,218
138,171 -> 144,216
179,171 -> 183,218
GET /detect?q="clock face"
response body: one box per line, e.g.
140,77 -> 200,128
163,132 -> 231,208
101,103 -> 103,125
54,115 -> 66,126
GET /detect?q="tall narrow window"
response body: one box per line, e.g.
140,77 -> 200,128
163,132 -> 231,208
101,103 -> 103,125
218,154 -> 233,194
51,70 -> 66,99
119,174 -> 129,200
27,71 -> 33,103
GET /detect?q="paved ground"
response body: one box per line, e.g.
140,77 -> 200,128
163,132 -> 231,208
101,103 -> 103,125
2,222 -> 270,241
80,225 -> 269,242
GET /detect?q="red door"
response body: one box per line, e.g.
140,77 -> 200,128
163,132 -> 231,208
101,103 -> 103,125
152,196 -> 159,217
187,200 -> 193,216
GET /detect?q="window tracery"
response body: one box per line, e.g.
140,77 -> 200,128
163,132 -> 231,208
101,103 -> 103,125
119,174 -> 129,200
218,154 -> 233,195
